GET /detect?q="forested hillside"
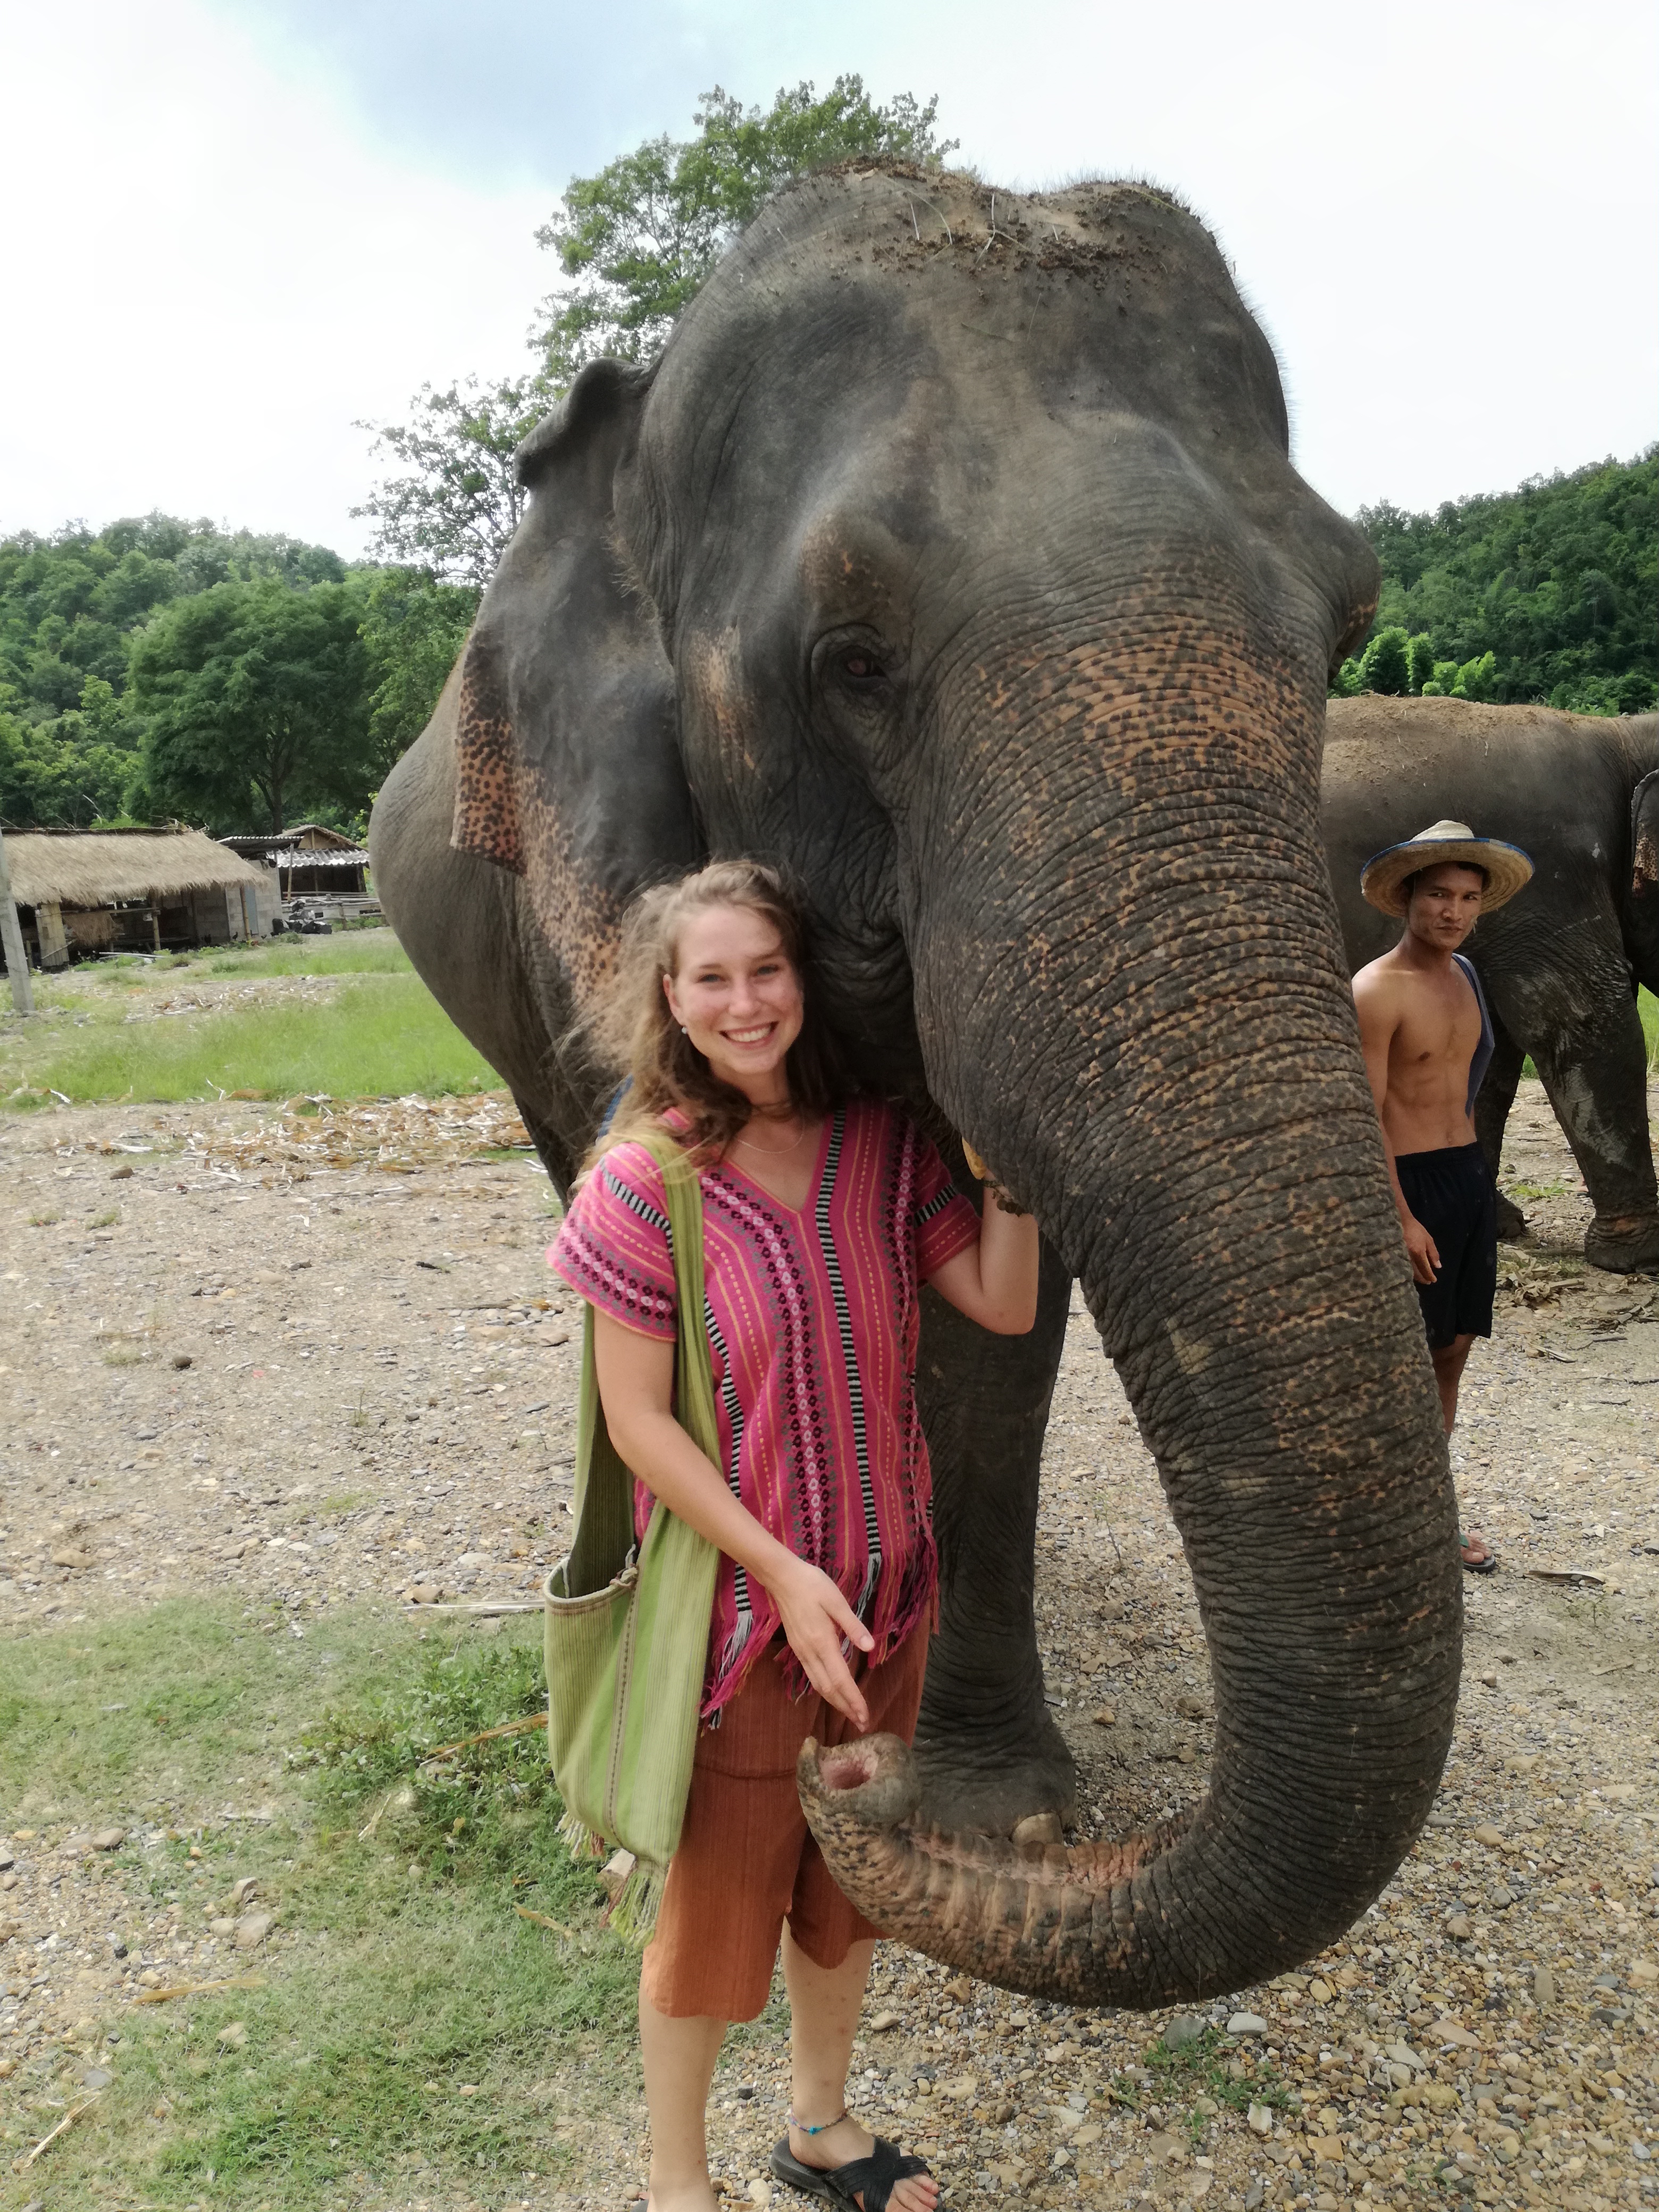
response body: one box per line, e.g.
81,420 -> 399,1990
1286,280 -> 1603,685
0,515 -> 357,829
1336,449 -> 1656,713
0,517 -> 465,832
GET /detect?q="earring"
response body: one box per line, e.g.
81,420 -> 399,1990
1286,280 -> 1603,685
680,1025 -> 688,1034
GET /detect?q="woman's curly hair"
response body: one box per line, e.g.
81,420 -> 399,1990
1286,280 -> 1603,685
596,860 -> 852,1166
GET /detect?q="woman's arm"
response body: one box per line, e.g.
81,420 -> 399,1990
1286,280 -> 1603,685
926,1179 -> 1041,1334
591,1310 -> 876,1728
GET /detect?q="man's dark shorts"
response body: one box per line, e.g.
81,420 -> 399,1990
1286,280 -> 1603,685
1396,1142 -> 1497,1349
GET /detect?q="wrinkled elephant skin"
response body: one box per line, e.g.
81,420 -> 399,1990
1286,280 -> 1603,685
371,166 -> 1457,2005
1325,698 -> 1659,1273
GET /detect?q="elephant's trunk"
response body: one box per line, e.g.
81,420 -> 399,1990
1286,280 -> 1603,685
799,1734 -> 1186,1996
803,592 -> 1461,2002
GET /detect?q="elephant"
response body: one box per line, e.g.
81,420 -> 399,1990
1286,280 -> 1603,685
369,163 -> 1460,2007
1323,696 -> 1659,1274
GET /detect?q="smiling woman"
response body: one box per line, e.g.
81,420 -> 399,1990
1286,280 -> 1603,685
544,857 -> 1036,2212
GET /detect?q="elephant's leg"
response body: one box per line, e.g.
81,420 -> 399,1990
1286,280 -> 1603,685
510,1089 -> 580,1198
1531,991 -> 1659,1273
1473,1015 -> 1528,1242
911,1239 -> 1076,1835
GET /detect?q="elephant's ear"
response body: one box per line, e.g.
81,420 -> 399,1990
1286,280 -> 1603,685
1632,768 -> 1659,900
451,359 -> 701,963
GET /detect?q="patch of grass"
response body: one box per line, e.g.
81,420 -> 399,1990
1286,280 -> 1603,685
0,1600 -> 636,2208
57,930 -> 414,989
90,1205 -> 121,1227
197,935 -> 413,981
1,973 -> 495,1108
1134,2023 -> 1294,2136
27,1208 -> 60,1225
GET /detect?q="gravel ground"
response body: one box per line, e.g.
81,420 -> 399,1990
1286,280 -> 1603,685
1,1080 -> 1655,2212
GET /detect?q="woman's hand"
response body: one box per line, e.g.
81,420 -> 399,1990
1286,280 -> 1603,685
764,1553 -> 875,1730
928,1145 -> 1041,1334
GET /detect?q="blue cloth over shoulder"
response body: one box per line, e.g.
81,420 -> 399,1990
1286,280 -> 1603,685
1453,953 -> 1494,1116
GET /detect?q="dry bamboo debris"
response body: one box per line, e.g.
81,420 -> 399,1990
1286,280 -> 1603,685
21,2090 -> 99,2165
398,1599 -> 543,1618
357,1789 -> 405,1843
514,1904 -> 574,1937
181,1093 -> 534,1177
132,1971 -> 266,2006
422,1711 -> 546,1761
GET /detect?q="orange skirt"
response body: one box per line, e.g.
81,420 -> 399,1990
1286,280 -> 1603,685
640,1627 -> 928,2022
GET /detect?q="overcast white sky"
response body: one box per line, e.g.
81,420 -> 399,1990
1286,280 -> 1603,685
4,0 -> 1654,557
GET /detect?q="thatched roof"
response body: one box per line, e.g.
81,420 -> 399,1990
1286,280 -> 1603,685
3,828 -> 268,908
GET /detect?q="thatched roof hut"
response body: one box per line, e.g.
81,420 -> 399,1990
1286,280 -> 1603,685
1,826 -> 273,966
6,826 -> 267,908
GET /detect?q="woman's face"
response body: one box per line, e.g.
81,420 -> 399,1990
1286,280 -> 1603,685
664,902 -> 805,1101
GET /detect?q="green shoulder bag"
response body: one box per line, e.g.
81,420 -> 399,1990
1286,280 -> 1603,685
542,1134 -> 722,1934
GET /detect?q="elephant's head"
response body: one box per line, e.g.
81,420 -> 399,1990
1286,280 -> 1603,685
448,168 -> 1457,2004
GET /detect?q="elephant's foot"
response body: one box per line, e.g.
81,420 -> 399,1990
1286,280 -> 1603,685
1493,1188 -> 1529,1243
1585,1213 -> 1659,1274
909,1705 -> 1078,1838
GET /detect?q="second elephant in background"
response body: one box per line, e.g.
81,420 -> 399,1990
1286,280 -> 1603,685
1323,696 -> 1659,1273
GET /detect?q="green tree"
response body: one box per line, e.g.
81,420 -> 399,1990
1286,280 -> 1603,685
1449,651 -> 1499,703
1360,626 -> 1412,696
351,378 -> 552,589
0,697 -> 135,827
532,76 -> 956,376
128,579 -> 374,832
1407,633 -> 1437,694
358,568 -> 479,756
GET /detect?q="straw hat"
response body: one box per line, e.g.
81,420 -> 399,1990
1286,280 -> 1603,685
1360,819 -> 1534,918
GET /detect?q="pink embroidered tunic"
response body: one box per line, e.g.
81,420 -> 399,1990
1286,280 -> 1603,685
548,1097 -> 980,1717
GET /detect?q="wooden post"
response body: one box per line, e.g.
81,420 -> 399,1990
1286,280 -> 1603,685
36,899 -> 69,969
0,825 -> 35,1015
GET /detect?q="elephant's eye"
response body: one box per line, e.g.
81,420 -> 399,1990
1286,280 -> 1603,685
840,651 -> 886,690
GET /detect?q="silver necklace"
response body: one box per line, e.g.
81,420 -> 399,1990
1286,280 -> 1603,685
733,1116 -> 809,1157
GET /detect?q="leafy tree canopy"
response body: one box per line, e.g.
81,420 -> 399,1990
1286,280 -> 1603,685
0,514 -> 349,827
533,77 -> 956,379
350,379 -> 550,590
357,567 -> 479,759
127,576 -> 375,834
1332,449 -> 1657,714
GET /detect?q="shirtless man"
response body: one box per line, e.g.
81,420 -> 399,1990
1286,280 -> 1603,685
1353,818 -> 1534,1573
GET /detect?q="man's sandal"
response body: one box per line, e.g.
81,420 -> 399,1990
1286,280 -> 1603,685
770,2134 -> 934,2210
1460,1530 -> 1498,1574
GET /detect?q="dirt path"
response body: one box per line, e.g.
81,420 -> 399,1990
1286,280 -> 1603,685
1,1083 -> 1655,2211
